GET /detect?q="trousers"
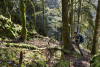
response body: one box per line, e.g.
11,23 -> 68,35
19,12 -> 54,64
70,41 -> 83,55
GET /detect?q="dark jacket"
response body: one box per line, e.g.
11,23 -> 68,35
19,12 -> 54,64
70,34 -> 80,43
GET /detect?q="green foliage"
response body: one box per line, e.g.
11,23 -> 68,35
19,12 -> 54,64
49,37 -> 56,43
59,60 -> 70,67
90,54 -> 100,67
0,11 -> 2,14
0,38 -> 2,40
0,15 -> 18,38
63,50 -> 70,54
0,48 -> 18,66
72,52 -> 81,57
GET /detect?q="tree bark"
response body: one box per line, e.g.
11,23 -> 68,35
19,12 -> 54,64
62,0 -> 71,49
71,0 -> 73,36
91,0 -> 100,55
19,51 -> 23,66
19,0 -> 27,41
42,0 -> 45,36
69,12 -> 71,36
74,0 -> 76,30
77,0 -> 81,33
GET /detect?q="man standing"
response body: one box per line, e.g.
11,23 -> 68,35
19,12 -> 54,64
69,32 -> 84,56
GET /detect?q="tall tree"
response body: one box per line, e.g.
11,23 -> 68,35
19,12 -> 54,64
62,0 -> 71,49
74,0 -> 76,31
91,0 -> 100,55
19,0 -> 27,41
70,0 -> 74,36
77,0 -> 81,33
42,0 -> 45,36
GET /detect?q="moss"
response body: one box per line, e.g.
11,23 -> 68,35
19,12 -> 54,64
49,37 -> 56,44
37,60 -> 47,66
95,63 -> 100,67
0,15 -> 18,39
4,43 -> 37,50
63,50 -> 70,54
90,54 -> 100,67
58,60 -> 70,67
72,53 -> 80,58
0,11 -> 2,14
27,30 -> 37,36
72,52 -> 81,57
19,0 -> 27,41
0,38 -> 2,40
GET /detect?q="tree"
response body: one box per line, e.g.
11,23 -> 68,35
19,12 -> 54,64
62,0 -> 71,49
74,0 -> 76,30
77,0 -> 81,33
19,51 -> 23,66
42,0 -> 45,36
19,0 -> 27,41
91,0 -> 100,55
70,0 -> 74,36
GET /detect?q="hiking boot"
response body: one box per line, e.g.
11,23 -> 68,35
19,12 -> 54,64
81,53 -> 83,56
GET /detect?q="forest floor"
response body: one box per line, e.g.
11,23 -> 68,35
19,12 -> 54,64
0,35 -> 93,67
69,48 -> 93,67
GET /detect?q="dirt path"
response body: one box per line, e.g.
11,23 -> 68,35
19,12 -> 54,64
72,55 -> 90,67
70,49 -> 93,67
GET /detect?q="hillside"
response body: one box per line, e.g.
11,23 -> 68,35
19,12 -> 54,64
0,0 -> 100,67
0,34 -> 93,67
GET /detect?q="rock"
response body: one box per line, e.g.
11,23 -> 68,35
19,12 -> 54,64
0,15 -> 21,39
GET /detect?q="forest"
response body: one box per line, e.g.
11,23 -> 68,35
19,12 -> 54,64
0,0 -> 100,67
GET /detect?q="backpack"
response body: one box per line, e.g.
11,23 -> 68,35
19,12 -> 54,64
78,34 -> 84,43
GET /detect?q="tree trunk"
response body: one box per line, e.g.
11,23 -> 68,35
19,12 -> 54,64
80,0 -> 83,33
62,0 -> 71,49
91,0 -> 100,55
74,0 -> 76,31
69,12 -> 71,36
42,0 -> 45,36
19,0 -> 27,41
19,51 -> 23,66
77,0 -> 81,33
71,0 -> 73,36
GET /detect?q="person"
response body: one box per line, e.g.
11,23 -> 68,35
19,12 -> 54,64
69,32 -> 83,56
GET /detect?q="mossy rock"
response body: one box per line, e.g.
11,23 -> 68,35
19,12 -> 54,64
4,43 -> 37,50
49,37 -> 56,43
0,15 -> 18,39
90,54 -> 100,67
27,29 -> 37,37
